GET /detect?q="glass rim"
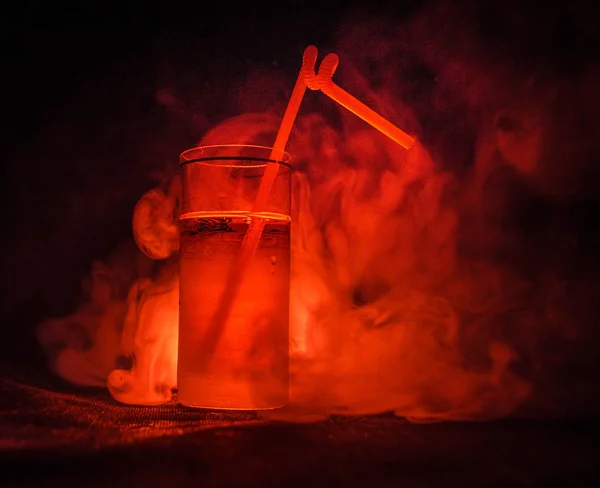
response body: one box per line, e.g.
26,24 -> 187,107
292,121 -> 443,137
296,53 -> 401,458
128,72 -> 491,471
179,144 -> 292,168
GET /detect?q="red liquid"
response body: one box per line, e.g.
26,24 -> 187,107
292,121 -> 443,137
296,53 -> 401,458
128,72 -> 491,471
178,212 -> 290,409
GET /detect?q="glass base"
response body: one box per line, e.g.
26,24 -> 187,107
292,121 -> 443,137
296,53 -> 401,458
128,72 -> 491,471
177,373 -> 288,410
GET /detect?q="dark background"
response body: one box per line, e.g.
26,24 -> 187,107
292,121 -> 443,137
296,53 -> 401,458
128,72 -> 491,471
0,0 -> 423,152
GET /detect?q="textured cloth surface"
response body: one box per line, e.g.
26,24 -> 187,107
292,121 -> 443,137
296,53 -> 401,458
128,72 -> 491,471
0,378 -> 263,449
2,377 -> 600,487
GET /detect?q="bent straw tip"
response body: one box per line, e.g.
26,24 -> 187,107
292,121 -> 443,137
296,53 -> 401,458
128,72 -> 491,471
316,53 -> 339,89
302,46 -> 319,71
302,46 -> 319,89
303,45 -> 318,57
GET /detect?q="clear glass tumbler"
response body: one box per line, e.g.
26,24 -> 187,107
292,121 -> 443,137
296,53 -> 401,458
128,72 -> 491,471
177,144 -> 291,409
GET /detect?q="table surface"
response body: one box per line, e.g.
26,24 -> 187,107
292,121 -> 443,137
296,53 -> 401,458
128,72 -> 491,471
2,376 -> 600,488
